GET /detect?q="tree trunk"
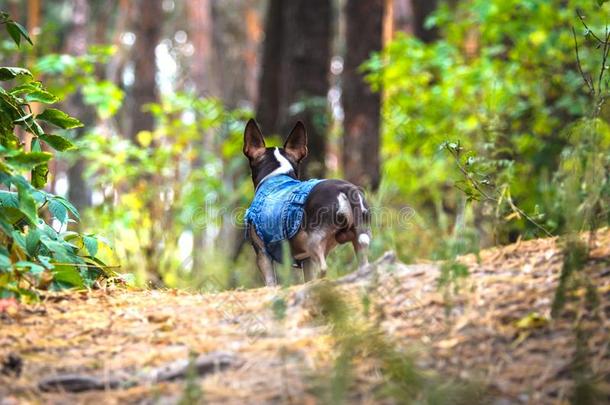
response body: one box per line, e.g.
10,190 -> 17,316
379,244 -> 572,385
187,0 -> 215,97
243,0 -> 261,106
210,0 -> 261,108
411,0 -> 438,42
392,0 -> 414,36
342,0 -> 383,190
279,0 -> 332,178
64,0 -> 92,212
129,0 -> 164,286
255,0 -> 283,134
130,0 -> 162,141
256,0 -> 332,178
186,0 -> 214,275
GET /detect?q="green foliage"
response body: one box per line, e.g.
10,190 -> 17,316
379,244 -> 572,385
365,0 -> 610,252
0,13 -> 117,300
179,351 -> 205,405
0,12 -> 32,47
34,46 -> 124,117
307,283 -> 488,404
80,92 -> 251,287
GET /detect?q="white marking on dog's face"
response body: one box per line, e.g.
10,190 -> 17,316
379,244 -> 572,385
256,147 -> 295,188
273,147 -> 293,175
358,233 -> 370,246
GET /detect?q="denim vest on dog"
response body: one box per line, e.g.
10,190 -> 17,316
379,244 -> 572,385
245,174 -> 324,262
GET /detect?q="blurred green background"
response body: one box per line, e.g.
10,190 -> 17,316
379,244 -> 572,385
0,0 -> 608,293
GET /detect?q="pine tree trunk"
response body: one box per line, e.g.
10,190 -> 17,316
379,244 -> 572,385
243,0 -> 261,106
255,0 -> 283,134
187,0 -> 215,97
130,0 -> 162,141
256,0 -> 332,178
64,0 -> 92,212
342,0 -> 383,190
393,0 -> 414,35
186,0 -> 214,276
279,0 -> 332,178
129,0 -> 165,286
411,0 -> 438,42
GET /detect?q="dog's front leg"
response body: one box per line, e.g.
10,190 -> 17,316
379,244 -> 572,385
256,250 -> 277,286
249,226 -> 277,286
302,247 -> 328,281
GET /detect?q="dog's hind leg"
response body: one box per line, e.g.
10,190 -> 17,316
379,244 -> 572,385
315,249 -> 328,278
352,234 -> 370,268
302,259 -> 315,282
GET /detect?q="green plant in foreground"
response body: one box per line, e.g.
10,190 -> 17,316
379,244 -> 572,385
308,283 -> 488,404
0,12 -> 117,300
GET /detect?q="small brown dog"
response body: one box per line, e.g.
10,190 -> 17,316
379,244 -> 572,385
243,119 -> 371,286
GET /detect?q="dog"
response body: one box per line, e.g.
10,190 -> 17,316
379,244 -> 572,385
243,119 -> 371,286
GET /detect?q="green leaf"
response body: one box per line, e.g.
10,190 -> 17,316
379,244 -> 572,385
0,67 -> 32,81
5,21 -> 32,47
31,163 -> 48,189
25,229 -> 41,256
11,21 -> 32,46
5,22 -> 21,46
37,255 -> 54,270
52,265 -> 84,288
11,230 -> 26,251
0,191 -> 18,208
14,261 -> 45,276
31,137 -> 42,152
48,199 -> 68,224
39,134 -> 77,151
53,196 -> 80,221
6,151 -> 52,170
83,235 -> 98,257
0,252 -> 10,271
17,183 -> 37,224
40,237 -> 79,263
0,207 -> 25,226
25,89 -> 58,104
36,108 -> 83,129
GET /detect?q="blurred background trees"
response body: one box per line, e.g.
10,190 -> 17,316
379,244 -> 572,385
1,0 -> 607,288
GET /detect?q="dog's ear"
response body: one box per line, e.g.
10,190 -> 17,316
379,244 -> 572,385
243,119 -> 266,159
284,121 -> 308,162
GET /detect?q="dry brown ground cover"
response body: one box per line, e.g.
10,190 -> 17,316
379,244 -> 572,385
1,229 -> 609,404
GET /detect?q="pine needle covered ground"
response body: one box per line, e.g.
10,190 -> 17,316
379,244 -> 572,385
1,229 -> 609,404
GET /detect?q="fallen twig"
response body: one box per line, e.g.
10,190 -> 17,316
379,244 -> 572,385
38,351 -> 240,393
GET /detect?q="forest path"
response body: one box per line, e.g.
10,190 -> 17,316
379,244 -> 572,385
1,230 -> 609,404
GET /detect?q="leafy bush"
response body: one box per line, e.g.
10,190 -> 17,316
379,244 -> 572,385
0,13 -> 116,300
80,92 -> 251,288
365,0 -> 609,251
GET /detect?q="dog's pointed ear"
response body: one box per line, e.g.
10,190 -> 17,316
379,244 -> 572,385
284,121 -> 308,162
243,119 -> 266,159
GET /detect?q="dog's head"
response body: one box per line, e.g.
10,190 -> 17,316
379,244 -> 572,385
243,119 -> 308,187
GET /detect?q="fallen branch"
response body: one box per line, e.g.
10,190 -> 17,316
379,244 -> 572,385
38,351 -> 240,393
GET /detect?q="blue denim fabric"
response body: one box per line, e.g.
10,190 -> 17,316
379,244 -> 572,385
245,174 -> 324,262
